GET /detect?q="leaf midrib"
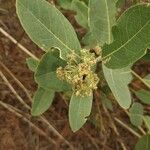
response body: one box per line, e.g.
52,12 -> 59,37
75,97 -> 81,130
18,1 -> 73,52
103,20 -> 150,59
110,70 -> 120,100
104,0 -> 111,43
146,134 -> 149,150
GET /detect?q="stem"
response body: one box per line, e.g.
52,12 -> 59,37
0,61 -> 32,103
96,55 -> 102,63
131,70 -> 150,89
0,101 -> 56,145
0,70 -> 74,149
1,25 -> 74,148
138,126 -> 146,135
82,128 -> 100,150
0,71 -> 30,109
114,117 -> 141,138
102,103 -> 127,150
124,110 -> 146,135
0,27 -> 39,61
95,91 -> 105,133
97,90 -> 127,150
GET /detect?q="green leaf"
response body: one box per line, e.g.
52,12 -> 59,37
26,58 -> 39,72
57,0 -> 72,9
102,4 -> 150,69
89,0 -> 116,45
102,97 -> 113,111
143,115 -> 150,131
135,89 -> 150,105
129,102 -> 143,127
58,0 -> 88,28
103,65 -> 132,109
16,0 -> 81,60
141,51 -> 150,61
58,0 -> 89,9
82,31 -> 98,48
69,94 -> 93,132
89,0 -> 132,111
144,75 -> 150,85
31,87 -> 55,116
35,49 -> 71,91
135,135 -> 150,150
81,0 -> 89,5
71,0 -> 88,28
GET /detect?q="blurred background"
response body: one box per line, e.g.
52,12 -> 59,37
0,0 -> 150,149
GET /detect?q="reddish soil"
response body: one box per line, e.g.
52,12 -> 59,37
0,0 -> 150,150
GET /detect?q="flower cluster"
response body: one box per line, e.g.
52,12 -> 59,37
56,49 -> 99,96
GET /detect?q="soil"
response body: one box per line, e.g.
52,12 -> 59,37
0,0 -> 150,150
